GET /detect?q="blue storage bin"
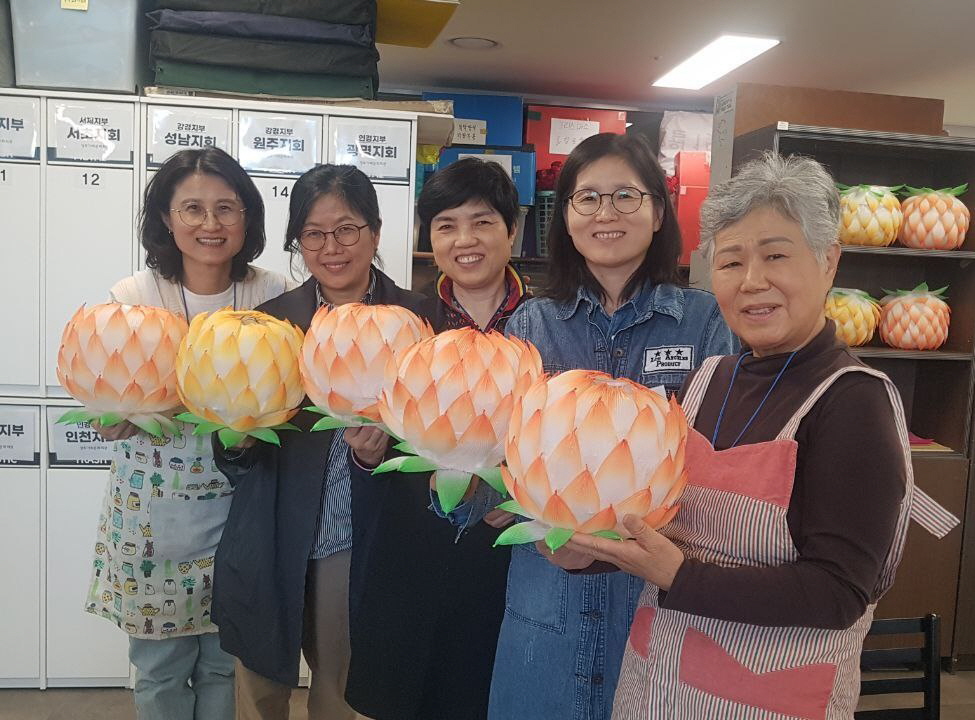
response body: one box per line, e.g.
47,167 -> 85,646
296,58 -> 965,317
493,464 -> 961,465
439,146 -> 536,206
11,0 -> 150,92
423,92 -> 523,148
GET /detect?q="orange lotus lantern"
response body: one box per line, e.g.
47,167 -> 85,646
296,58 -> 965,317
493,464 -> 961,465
494,369 -> 688,552
374,328 -> 543,512
300,303 -> 433,431
56,303 -> 188,437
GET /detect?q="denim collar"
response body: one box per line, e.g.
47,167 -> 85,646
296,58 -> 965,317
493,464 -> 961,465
556,281 -> 685,323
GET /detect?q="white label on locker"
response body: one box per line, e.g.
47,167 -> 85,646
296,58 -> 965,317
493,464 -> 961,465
0,406 -> 39,466
458,152 -> 513,178
147,106 -> 231,167
549,118 -> 600,155
0,97 -> 40,160
239,112 -> 320,175
330,118 -> 411,182
453,118 -> 487,145
46,407 -> 112,466
48,101 -> 134,164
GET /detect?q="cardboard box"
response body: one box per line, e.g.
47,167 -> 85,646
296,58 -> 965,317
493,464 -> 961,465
676,186 -> 708,266
424,91 -> 523,148
710,82 -> 945,186
439,147 -> 536,206
525,105 -> 627,173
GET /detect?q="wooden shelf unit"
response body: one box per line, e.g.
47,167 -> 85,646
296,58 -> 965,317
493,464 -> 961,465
733,123 -> 975,664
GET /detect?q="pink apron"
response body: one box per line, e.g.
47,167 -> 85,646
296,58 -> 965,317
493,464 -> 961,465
613,356 -> 958,720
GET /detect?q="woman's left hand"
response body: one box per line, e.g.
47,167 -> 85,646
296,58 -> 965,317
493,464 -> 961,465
565,515 -> 686,591
344,426 -> 389,468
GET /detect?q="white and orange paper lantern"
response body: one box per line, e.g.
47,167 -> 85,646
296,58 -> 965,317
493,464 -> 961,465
879,283 -> 951,351
898,185 -> 970,250
175,309 -> 305,448
300,303 -> 433,430
374,328 -> 543,511
495,369 -> 688,552
56,303 -> 188,437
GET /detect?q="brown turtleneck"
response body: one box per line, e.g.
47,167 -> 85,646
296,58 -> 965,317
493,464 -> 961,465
659,320 -> 907,629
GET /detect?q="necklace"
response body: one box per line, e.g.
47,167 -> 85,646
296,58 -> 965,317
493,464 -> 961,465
179,281 -> 237,320
710,350 -> 798,449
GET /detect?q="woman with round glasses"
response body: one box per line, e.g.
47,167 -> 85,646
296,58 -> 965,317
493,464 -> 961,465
485,133 -> 736,720
85,147 -> 289,720
211,164 -> 427,720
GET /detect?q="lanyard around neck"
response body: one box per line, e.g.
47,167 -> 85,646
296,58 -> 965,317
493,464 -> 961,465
711,350 -> 798,449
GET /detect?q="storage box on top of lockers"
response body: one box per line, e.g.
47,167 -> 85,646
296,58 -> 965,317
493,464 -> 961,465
439,146 -> 536,206
423,91 -> 524,148
10,0 -> 151,93
525,105 -> 627,176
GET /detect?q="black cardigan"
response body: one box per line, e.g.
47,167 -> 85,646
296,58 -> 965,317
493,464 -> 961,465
211,270 -> 426,686
343,295 -> 527,720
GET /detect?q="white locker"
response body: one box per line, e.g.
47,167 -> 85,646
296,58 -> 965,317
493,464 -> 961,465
44,165 -> 134,388
0,467 -> 41,682
250,175 -> 307,283
46,468 -> 130,684
0,162 -> 41,387
374,183 -> 413,289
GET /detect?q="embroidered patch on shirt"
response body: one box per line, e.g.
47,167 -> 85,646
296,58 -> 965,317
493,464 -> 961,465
644,346 -> 694,372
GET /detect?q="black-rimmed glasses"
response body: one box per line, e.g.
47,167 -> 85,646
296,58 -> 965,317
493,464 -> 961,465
298,223 -> 370,250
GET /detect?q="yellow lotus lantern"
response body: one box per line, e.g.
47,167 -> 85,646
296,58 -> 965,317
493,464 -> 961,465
56,303 -> 188,436
495,370 -> 688,552
175,309 -> 305,448
300,303 -> 433,431
374,328 -> 544,512
824,288 -> 881,347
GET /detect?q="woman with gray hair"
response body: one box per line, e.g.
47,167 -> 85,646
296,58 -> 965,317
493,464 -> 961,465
555,152 -> 932,718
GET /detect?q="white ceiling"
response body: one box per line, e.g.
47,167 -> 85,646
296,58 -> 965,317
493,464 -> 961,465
378,0 -> 975,126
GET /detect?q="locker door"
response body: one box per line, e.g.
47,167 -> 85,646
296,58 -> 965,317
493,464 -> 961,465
46,468 -> 130,684
0,467 -> 41,682
250,175 -> 307,283
0,162 -> 41,387
373,183 -> 413,289
44,166 -> 134,389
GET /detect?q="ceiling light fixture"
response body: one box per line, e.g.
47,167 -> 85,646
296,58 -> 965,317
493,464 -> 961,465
447,36 -> 499,50
653,34 -> 779,90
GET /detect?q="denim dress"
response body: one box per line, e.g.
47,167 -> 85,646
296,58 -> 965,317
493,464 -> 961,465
489,283 -> 736,720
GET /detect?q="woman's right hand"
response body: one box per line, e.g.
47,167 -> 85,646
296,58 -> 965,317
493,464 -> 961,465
535,541 -> 595,571
91,419 -> 141,441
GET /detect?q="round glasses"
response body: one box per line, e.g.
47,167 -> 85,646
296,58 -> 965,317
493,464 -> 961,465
298,223 -> 370,251
171,204 -> 246,228
568,187 -> 657,216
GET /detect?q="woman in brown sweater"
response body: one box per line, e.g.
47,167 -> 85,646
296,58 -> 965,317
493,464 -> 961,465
554,153 -> 945,719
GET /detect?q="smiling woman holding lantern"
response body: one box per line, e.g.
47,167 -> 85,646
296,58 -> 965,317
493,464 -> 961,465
68,146 -> 289,720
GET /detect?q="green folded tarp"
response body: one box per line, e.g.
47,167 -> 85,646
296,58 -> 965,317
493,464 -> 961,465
153,58 -> 375,99
150,30 -> 378,76
153,0 -> 375,26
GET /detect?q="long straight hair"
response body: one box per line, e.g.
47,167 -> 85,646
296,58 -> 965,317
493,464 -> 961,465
542,133 -> 682,303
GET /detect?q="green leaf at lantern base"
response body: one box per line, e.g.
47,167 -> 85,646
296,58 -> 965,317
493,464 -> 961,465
373,455 -> 441,475
393,440 -> 417,455
271,422 -> 301,432
129,416 -> 163,438
246,427 -> 283,446
433,469 -> 474,514
56,409 -> 92,426
474,466 -> 507,496
493,520 -> 550,547
591,530 -> 623,541
495,499 -> 527,516
311,415 -> 352,432
544,527 -> 576,554
216,427 -> 246,450
175,411 -> 208,426
98,412 -> 124,427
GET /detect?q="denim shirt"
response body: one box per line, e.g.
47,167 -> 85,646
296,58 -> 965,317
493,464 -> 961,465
488,282 -> 736,720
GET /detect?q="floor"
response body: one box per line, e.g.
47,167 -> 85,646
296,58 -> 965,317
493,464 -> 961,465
2,672 -> 974,720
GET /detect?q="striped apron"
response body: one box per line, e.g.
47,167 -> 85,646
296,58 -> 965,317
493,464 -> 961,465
613,355 -> 958,720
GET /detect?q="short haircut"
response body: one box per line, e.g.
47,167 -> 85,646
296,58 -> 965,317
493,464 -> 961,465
141,147 -> 266,282
543,132 -> 682,303
285,164 -> 382,253
700,152 -> 840,266
417,157 -> 520,236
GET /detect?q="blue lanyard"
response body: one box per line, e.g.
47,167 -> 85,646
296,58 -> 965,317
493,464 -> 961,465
711,350 -> 798,448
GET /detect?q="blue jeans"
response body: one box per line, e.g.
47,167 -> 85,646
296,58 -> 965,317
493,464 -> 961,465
129,633 -> 234,720
488,543 -> 644,720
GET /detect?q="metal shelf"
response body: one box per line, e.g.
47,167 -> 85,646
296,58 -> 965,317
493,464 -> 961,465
841,245 -> 975,260
852,347 -> 973,361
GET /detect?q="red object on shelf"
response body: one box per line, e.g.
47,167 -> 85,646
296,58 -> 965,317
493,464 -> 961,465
677,186 -> 708,266
675,151 -> 711,188
525,105 -> 627,175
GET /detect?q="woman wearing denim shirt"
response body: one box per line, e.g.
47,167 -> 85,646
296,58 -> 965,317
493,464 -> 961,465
488,133 -> 735,720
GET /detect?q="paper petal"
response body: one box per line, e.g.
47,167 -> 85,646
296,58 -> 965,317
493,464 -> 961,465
434,469 -> 473,514
493,520 -> 550,547
545,527 -> 575,553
